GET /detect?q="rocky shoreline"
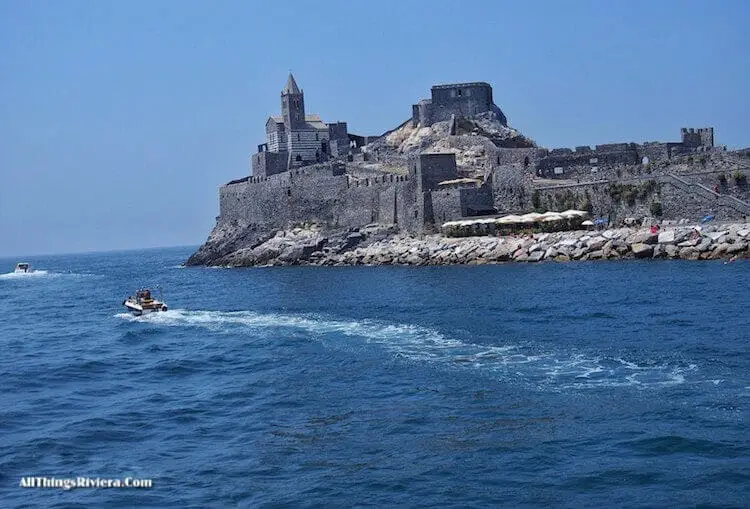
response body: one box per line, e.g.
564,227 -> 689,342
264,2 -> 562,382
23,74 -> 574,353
190,222 -> 750,267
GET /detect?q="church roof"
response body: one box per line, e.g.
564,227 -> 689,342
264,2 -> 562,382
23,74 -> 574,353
270,114 -> 327,129
282,73 -> 301,95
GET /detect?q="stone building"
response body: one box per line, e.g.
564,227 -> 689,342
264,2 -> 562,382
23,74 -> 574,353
411,82 -> 507,127
251,74 -> 350,178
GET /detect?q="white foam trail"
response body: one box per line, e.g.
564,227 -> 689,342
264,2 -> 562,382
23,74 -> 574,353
0,270 -> 51,279
116,309 -> 693,389
0,270 -> 97,280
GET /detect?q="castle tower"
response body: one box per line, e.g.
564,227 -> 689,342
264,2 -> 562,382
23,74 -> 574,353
281,73 -> 305,131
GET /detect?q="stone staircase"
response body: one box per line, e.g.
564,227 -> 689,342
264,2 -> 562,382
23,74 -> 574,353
663,174 -> 750,216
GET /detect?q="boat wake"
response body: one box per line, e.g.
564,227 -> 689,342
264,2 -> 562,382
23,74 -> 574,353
0,270 -> 97,280
116,309 -> 696,390
0,270 -> 51,279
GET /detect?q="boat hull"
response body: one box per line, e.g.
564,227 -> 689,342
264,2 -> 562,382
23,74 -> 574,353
123,300 -> 168,316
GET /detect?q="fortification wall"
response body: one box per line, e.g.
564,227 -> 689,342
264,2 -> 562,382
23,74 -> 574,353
532,175 -> 747,224
252,151 -> 288,178
491,164 -> 533,213
494,148 -> 549,167
218,164 -> 421,232
410,153 -> 459,191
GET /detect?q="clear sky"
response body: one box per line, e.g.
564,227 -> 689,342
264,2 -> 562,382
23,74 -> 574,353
1,0 -> 748,256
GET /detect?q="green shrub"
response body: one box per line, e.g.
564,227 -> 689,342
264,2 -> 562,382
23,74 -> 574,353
718,173 -> 727,184
623,188 -> 637,206
650,201 -> 663,217
733,171 -> 747,185
531,190 -> 541,211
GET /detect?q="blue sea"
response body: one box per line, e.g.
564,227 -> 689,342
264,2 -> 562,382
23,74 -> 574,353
1,247 -> 748,508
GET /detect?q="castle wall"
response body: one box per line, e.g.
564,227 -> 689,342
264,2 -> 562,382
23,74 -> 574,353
430,184 -> 494,225
429,83 -> 493,125
410,153 -> 459,191
491,164 -> 532,213
218,164 -> 421,233
431,189 -> 463,225
411,83 -> 502,127
494,148 -> 549,167
251,151 -> 288,178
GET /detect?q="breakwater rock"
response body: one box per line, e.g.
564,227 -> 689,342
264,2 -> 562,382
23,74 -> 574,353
195,223 -> 750,267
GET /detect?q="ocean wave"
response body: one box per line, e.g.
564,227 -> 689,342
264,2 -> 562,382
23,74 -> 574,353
115,309 -> 695,389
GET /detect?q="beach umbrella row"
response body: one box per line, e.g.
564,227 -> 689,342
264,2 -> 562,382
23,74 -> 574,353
442,210 -> 590,236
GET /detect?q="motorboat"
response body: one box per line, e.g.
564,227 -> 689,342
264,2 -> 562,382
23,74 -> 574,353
123,288 -> 168,316
14,262 -> 32,274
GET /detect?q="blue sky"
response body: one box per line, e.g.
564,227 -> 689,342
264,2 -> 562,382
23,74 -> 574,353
1,0 -> 748,256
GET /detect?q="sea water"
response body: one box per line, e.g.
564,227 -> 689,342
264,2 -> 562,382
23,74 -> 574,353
0,247 -> 747,507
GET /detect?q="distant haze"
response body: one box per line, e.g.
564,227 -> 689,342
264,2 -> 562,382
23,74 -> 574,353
1,0 -> 748,256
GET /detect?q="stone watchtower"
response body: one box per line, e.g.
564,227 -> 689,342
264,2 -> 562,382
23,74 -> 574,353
281,74 -> 306,130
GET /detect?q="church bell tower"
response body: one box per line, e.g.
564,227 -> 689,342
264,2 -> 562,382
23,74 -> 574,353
281,73 -> 305,130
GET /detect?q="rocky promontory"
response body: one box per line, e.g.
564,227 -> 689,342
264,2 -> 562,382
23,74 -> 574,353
187,222 -> 749,267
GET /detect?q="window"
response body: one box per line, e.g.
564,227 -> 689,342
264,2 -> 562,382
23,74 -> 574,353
297,133 -> 300,141
295,154 -> 302,161
414,210 -> 418,218
315,132 -> 319,141
457,89 -> 462,97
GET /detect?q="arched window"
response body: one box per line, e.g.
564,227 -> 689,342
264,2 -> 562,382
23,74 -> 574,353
295,154 -> 302,161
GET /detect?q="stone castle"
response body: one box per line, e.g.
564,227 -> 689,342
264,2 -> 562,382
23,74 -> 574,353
213,74 -> 748,243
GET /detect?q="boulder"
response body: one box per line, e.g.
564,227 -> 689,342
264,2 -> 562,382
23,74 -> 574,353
678,247 -> 700,260
512,248 -> 527,259
657,230 -> 675,244
629,232 -> 659,245
544,247 -> 558,259
630,243 -> 653,258
727,242 -> 747,254
677,238 -> 699,247
697,238 -> 713,252
405,254 -> 424,265
571,247 -> 587,260
586,237 -> 606,250
527,251 -> 544,262
554,254 -> 571,262
559,238 -> 578,247
665,244 -> 679,258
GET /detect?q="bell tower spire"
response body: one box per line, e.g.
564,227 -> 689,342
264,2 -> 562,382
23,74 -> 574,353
281,72 -> 305,130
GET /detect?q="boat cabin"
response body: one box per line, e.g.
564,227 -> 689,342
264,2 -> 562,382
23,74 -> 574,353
136,289 -> 153,302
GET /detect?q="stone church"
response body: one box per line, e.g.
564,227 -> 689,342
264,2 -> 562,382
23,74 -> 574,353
251,74 -> 350,178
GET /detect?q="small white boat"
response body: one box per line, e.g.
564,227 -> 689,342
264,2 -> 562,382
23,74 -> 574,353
123,288 -> 168,316
14,262 -> 32,274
